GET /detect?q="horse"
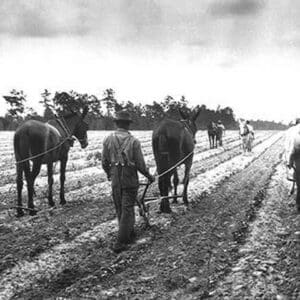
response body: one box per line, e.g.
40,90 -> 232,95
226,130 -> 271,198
207,121 -> 218,149
238,119 -> 253,152
13,107 -> 89,217
292,157 -> 300,212
152,108 -> 200,213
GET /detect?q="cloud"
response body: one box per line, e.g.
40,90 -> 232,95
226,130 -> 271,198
210,0 -> 265,17
0,0 -> 90,37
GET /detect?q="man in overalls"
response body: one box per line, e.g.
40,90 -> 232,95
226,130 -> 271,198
102,110 -> 155,253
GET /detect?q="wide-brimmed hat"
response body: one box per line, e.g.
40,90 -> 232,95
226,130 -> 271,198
114,110 -> 133,122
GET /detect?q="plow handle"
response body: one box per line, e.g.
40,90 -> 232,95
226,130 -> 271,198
137,182 -> 151,227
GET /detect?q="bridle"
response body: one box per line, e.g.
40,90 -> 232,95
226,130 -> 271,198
54,116 -> 74,142
180,119 -> 197,144
180,119 -> 195,136
54,114 -> 87,145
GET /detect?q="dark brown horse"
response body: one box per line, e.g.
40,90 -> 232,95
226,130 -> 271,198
13,107 -> 89,217
152,108 -> 200,213
207,121 -> 217,149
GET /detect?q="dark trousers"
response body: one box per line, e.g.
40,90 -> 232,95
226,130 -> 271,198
112,186 -> 137,244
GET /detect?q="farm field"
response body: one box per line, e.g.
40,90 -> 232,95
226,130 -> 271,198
0,130 -> 299,299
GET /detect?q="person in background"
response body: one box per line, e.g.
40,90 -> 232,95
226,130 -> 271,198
216,120 -> 226,147
102,110 -> 155,253
285,118 -> 300,212
245,120 -> 255,138
285,119 -> 300,173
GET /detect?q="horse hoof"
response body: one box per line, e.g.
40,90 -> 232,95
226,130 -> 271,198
29,209 -> 37,216
160,209 -> 172,214
159,206 -> 172,214
16,211 -> 24,218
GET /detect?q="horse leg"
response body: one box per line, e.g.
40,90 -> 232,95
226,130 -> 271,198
249,137 -> 253,152
159,175 -> 171,213
23,161 -> 35,215
16,163 -> 24,217
294,158 -> 300,212
27,160 -> 42,215
60,158 -> 67,205
47,162 -> 55,207
172,169 -> 179,204
296,181 -> 300,213
219,134 -> 223,147
182,161 -> 192,206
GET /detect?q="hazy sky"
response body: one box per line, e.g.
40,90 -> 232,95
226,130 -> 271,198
0,0 -> 300,122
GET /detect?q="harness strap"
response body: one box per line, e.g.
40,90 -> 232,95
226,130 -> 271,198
157,151 -> 194,179
180,120 -> 194,136
55,118 -> 73,140
113,133 -> 132,166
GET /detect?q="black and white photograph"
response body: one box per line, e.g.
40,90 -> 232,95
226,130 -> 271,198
0,1 -> 299,299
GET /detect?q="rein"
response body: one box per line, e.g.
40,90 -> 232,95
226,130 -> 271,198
15,138 -> 69,164
55,116 -> 73,141
180,119 -> 194,137
156,151 -> 194,179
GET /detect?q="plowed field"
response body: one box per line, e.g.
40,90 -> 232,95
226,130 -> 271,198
0,130 -> 299,299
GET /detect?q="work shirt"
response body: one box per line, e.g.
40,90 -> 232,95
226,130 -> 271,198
284,123 -> 300,165
102,128 -> 150,188
217,124 -> 225,135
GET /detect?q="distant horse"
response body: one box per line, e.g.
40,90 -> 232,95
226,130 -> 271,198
207,121 -> 217,149
238,119 -> 253,152
152,108 -> 200,213
14,107 -> 89,217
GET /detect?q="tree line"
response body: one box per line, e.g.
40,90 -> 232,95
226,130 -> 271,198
0,89 -> 287,131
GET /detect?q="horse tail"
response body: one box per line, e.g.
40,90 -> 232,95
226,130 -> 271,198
14,129 -> 31,177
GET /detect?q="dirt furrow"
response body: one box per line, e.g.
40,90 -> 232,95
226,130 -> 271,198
213,164 -> 300,299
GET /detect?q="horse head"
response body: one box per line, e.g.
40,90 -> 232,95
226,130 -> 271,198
208,121 -> 217,130
61,106 -> 89,149
179,108 -> 201,138
238,119 -> 248,136
74,106 -> 89,148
